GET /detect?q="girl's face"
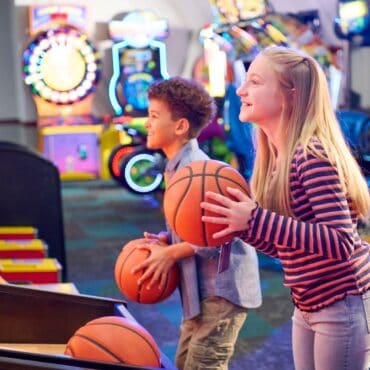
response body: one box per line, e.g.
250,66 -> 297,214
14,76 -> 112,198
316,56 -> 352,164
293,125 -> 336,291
237,54 -> 285,129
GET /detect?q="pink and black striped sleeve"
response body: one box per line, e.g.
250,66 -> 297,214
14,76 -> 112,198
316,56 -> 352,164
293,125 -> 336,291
243,144 -> 355,261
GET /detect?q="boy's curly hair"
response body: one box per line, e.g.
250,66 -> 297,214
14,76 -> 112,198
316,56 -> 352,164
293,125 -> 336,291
147,77 -> 217,138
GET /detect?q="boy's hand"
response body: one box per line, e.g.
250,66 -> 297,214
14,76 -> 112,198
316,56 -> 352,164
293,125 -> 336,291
144,230 -> 169,244
132,242 -> 174,289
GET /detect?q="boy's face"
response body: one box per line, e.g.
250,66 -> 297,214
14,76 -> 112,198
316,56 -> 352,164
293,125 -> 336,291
146,98 -> 188,159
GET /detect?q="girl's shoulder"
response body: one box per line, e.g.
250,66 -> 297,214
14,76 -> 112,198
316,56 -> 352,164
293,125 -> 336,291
294,137 -> 327,161
293,138 -> 331,177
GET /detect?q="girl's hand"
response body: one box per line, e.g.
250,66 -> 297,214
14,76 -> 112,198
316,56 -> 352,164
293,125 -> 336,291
201,187 -> 257,239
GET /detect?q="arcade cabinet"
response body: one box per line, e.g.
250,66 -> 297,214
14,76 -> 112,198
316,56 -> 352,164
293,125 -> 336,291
102,10 -> 170,181
108,10 -> 169,117
22,5 -> 103,180
196,0 -> 344,180
334,0 -> 370,177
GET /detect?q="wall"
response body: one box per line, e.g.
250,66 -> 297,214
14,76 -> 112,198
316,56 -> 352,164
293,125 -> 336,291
2,0 -> 370,131
0,0 -> 19,120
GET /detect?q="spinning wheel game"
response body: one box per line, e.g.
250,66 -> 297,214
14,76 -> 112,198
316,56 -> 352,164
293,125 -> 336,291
23,5 -> 103,180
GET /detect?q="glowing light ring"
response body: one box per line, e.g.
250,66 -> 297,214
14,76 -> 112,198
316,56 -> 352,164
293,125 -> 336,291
23,26 -> 101,105
124,153 -> 163,193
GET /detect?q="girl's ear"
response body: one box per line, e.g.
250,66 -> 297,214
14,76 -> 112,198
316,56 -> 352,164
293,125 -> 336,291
175,118 -> 190,136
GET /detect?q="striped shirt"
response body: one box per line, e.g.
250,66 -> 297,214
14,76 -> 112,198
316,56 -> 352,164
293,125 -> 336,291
243,140 -> 370,312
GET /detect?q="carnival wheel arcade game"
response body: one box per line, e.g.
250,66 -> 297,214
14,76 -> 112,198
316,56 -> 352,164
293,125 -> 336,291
23,5 -> 102,180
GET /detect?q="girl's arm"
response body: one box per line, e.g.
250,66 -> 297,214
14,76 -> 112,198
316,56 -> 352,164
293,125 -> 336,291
202,147 -> 356,261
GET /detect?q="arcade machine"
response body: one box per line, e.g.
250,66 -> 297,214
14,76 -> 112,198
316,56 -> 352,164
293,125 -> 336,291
194,0 -> 272,180
0,284 -> 175,369
334,0 -> 370,179
108,10 -> 169,118
23,5 -> 103,180
196,0 -> 344,180
103,10 -> 170,183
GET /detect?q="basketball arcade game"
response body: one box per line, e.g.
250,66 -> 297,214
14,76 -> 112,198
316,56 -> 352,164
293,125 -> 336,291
0,283 -> 175,369
23,5 -> 103,180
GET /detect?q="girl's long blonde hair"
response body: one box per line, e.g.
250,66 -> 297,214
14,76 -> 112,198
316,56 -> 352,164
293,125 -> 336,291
251,46 -> 370,219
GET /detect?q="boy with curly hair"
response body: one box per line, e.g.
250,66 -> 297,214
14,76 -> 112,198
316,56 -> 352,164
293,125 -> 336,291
133,76 -> 261,370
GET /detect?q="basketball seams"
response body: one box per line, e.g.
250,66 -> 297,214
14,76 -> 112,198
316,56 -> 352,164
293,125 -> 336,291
73,333 -> 126,363
84,321 -> 160,362
164,160 -> 249,246
64,344 -> 75,356
156,272 -> 170,301
173,167 -> 193,237
137,249 -> 151,303
201,161 -> 209,245
116,244 -> 137,292
164,165 -> 192,192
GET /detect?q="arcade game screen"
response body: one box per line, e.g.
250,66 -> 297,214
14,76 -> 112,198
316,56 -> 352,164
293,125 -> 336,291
338,0 -> 370,35
209,0 -> 267,23
119,48 -> 158,111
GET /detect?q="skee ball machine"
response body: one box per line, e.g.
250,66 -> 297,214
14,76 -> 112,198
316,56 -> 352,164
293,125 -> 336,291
23,5 -> 103,180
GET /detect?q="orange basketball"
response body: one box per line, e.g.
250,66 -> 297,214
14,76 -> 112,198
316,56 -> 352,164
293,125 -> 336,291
114,238 -> 180,304
64,315 -> 161,367
163,159 -> 250,246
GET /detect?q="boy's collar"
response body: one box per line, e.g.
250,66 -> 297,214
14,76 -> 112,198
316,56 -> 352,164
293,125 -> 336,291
165,139 -> 199,172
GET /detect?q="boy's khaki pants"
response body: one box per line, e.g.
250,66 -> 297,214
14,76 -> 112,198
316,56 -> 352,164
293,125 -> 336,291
175,296 -> 248,370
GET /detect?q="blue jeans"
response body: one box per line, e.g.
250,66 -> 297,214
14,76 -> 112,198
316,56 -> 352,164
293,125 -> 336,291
292,292 -> 370,370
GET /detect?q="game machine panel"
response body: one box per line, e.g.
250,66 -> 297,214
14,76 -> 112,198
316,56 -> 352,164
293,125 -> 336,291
334,0 -> 370,46
108,10 -> 169,118
193,1 -> 271,179
334,0 -> 370,178
23,5 -> 103,180
101,10 -> 169,181
262,11 -> 343,108
0,284 -> 175,369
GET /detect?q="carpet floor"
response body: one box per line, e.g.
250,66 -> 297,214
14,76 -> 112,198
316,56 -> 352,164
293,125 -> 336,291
61,179 -> 296,369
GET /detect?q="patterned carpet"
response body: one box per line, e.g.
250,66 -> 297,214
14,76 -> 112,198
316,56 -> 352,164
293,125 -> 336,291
62,180 -> 295,369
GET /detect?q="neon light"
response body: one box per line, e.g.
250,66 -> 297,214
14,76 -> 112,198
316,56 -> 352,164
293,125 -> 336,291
109,40 -> 128,115
124,153 -> 163,193
23,26 -> 101,105
150,40 -> 170,79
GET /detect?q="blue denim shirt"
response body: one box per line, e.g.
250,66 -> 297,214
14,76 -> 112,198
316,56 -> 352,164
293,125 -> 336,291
165,139 -> 262,320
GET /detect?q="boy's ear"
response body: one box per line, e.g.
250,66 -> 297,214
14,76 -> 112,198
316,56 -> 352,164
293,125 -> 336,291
175,118 -> 190,136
